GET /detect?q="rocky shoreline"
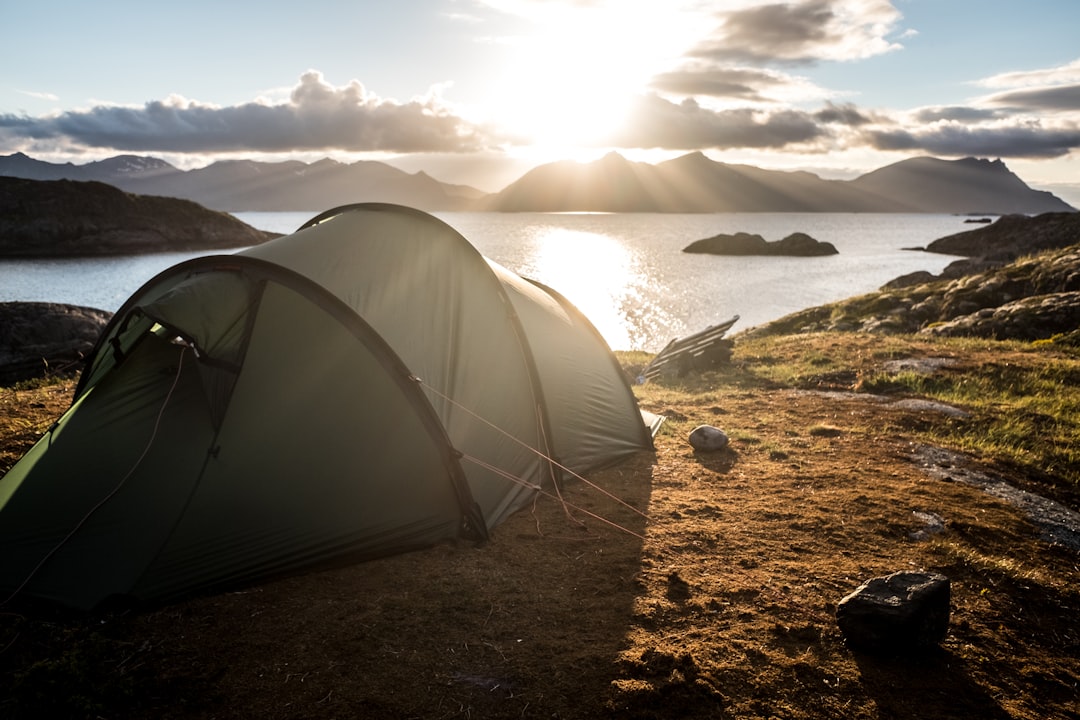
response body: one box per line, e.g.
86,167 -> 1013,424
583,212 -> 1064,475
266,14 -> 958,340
743,211 -> 1080,344
0,302 -> 112,385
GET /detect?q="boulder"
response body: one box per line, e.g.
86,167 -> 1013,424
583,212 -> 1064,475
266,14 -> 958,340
688,425 -> 729,451
0,302 -> 112,384
836,571 -> 950,653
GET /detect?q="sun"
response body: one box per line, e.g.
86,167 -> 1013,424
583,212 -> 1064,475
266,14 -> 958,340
487,4 -> 702,153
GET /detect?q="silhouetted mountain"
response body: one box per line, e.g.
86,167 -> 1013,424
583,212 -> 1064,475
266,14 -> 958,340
2,151 -> 1074,214
847,157 -> 1068,214
0,153 -> 483,212
485,152 -> 1076,214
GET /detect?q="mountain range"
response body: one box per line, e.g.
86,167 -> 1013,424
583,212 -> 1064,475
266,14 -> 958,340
1,151 -> 1074,215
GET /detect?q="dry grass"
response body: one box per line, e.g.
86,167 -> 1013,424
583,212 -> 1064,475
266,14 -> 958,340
2,334 -> 1079,719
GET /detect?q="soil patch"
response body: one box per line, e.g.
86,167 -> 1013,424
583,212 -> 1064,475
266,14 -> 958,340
1,379 -> 1078,719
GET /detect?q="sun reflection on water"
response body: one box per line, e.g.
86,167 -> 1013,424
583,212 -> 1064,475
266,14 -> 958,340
522,227 -> 644,350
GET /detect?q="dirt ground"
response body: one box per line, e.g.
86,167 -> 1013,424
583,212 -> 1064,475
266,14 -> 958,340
1,368 -> 1079,719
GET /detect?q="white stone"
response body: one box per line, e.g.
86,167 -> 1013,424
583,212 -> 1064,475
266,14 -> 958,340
688,425 -> 729,451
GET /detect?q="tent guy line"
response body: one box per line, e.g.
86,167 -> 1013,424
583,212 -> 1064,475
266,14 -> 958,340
455,451 -> 647,543
415,374 -> 653,524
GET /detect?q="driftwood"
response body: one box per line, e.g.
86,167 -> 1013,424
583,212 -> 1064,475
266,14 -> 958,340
641,315 -> 739,380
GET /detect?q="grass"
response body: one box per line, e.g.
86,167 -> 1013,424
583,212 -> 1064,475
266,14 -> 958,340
667,332 -> 1080,504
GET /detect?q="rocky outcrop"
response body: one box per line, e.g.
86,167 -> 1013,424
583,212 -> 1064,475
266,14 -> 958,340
742,212 -> 1080,343
742,244 -> 1080,345
926,212 -> 1080,260
923,291 -> 1080,340
0,177 -> 277,257
0,302 -> 112,384
683,231 -> 838,256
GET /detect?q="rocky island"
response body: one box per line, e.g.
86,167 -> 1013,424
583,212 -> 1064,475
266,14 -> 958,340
683,231 -> 838,256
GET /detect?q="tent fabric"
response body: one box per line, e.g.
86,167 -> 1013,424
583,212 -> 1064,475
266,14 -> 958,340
0,203 -> 655,611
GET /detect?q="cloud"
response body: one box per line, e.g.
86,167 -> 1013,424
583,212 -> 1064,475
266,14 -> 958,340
863,123 -> 1080,159
814,101 -> 875,126
612,93 -> 826,149
650,64 -> 828,104
690,0 -> 904,66
651,66 -> 789,102
983,84 -> 1080,112
913,106 -> 1003,123
17,89 -> 60,102
0,71 -> 498,154
968,58 -> 1080,115
977,58 -> 1080,89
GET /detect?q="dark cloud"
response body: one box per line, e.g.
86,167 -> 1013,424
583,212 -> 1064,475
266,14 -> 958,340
0,71 -> 496,154
612,93 -> 825,150
814,101 -> 873,126
650,66 -> 790,101
692,0 -> 834,65
864,124 -> 1080,158
687,0 -> 900,67
984,84 -> 1080,112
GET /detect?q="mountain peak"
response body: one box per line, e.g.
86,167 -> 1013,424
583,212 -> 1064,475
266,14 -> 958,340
0,152 -> 1073,215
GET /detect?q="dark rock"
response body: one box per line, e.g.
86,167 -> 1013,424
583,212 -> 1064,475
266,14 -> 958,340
0,302 -> 112,384
683,231 -> 838,256
0,177 -> 278,257
836,571 -> 950,653
882,270 -> 937,290
926,212 -> 1080,260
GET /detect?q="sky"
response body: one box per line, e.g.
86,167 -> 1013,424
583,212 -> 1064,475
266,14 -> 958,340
2,0 -> 1079,205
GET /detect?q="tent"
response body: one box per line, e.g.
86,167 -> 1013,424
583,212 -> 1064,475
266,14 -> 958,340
0,204 -> 657,611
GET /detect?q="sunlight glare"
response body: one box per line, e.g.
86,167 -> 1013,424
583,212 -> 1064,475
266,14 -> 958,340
490,3 -> 705,151
525,227 -> 638,349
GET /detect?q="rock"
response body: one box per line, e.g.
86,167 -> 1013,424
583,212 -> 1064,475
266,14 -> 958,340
745,242 -> 1080,343
683,231 -> 838,256
836,571 -> 950,653
0,301 -> 112,384
926,212 -> 1080,260
881,270 -> 937,290
922,291 -> 1080,341
688,425 -> 729,451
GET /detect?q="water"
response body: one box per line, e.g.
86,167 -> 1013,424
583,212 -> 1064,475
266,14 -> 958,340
0,212 -> 969,351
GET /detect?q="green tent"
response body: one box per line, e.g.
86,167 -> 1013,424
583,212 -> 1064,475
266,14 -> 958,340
0,204 -> 657,611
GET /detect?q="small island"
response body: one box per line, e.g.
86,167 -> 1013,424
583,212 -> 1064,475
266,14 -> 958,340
683,231 -> 838,257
